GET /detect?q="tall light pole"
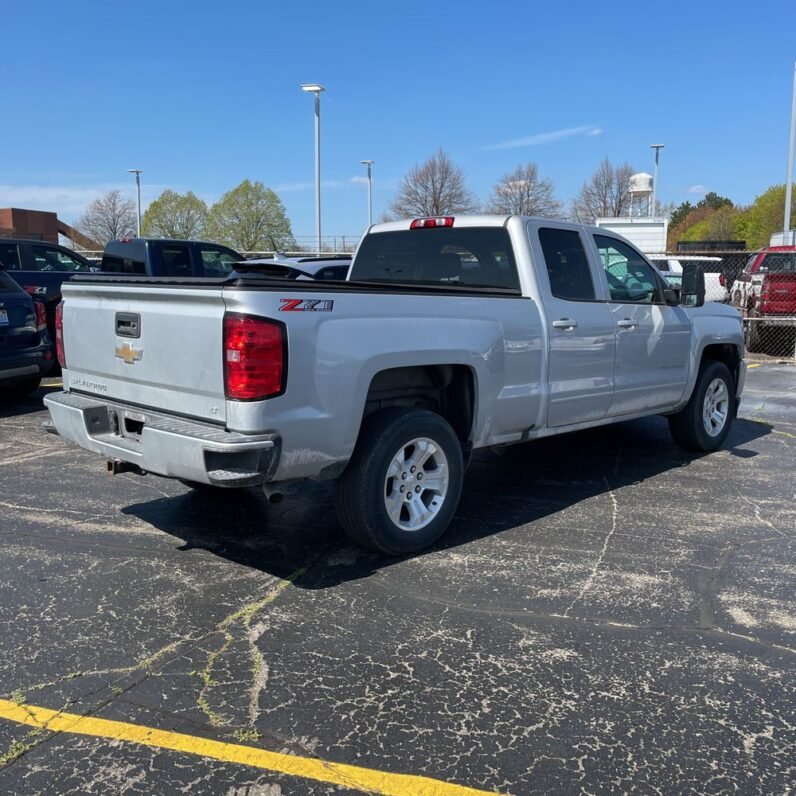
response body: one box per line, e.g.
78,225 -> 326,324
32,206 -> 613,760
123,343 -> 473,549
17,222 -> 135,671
360,160 -> 374,227
127,169 -> 143,236
650,145 -> 664,218
784,61 -> 796,239
300,83 -> 325,253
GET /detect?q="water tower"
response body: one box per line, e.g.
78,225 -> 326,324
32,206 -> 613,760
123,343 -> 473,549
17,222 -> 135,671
629,172 -> 654,217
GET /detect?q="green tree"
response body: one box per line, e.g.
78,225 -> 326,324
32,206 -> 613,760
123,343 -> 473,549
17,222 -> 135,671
669,201 -> 693,230
697,191 -> 733,211
735,184 -> 796,249
206,180 -> 296,251
142,190 -> 208,238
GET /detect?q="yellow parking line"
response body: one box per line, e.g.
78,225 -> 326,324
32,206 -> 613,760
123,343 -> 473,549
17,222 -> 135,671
747,363 -> 761,369
44,381 -> 63,387
0,699 -> 501,796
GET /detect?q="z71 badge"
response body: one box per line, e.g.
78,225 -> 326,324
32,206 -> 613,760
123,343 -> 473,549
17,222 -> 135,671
279,298 -> 334,312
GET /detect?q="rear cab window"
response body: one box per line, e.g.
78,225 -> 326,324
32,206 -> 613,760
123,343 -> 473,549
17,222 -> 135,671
350,227 -> 520,290
102,242 -> 146,274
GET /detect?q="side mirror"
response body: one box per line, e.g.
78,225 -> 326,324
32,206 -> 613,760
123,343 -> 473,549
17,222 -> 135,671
680,263 -> 705,307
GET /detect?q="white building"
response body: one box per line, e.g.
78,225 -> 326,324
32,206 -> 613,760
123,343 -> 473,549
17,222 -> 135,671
595,217 -> 669,253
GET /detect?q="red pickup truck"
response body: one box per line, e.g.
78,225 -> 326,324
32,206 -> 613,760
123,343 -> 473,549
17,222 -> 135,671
730,246 -> 796,351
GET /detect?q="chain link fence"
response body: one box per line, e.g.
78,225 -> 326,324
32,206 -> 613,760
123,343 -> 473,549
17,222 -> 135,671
648,250 -> 796,362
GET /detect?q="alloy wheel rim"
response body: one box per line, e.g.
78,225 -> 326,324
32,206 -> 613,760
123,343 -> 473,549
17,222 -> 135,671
384,437 -> 449,531
702,378 -> 729,437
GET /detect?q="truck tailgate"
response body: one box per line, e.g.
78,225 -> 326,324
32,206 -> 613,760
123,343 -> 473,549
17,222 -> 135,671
61,281 -> 228,422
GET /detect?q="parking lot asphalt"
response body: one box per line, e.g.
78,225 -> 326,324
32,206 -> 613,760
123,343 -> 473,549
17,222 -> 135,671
0,366 -> 794,795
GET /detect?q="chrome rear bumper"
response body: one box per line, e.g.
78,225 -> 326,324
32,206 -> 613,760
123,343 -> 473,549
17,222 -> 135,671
44,391 -> 280,487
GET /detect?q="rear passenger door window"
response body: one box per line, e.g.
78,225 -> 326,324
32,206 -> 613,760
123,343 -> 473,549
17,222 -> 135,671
161,244 -> 193,277
593,235 -> 661,304
538,227 -> 595,300
198,246 -> 239,277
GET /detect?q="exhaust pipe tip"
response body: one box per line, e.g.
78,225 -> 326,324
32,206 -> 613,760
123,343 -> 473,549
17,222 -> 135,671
262,486 -> 284,504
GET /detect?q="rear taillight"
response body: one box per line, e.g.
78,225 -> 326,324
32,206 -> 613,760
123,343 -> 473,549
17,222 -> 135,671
410,217 -> 455,229
224,313 -> 286,400
34,301 -> 47,332
719,273 -> 726,287
55,301 -> 66,368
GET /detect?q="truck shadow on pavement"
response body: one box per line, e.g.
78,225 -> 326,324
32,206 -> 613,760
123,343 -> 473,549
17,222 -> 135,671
0,383 -> 63,419
121,415 -> 772,590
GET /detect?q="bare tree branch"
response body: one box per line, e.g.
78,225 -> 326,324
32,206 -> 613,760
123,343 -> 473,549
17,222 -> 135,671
390,149 -> 478,217
76,190 -> 137,244
487,162 -> 563,217
570,159 -> 634,222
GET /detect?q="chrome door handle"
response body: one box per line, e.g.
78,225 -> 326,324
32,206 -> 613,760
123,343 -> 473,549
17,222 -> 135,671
617,319 -> 637,329
552,318 -> 578,330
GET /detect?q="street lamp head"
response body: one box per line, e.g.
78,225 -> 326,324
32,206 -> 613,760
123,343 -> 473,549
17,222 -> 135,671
360,160 -> 374,166
127,168 -> 143,174
300,83 -> 325,94
650,144 -> 664,150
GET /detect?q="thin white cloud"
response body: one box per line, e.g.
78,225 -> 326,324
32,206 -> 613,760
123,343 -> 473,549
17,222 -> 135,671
274,179 -> 345,192
485,125 -> 602,150
688,184 -> 707,194
349,175 -> 369,185
0,182 -> 170,222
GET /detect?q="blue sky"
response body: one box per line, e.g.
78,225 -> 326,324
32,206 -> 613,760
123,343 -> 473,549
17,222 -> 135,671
2,0 -> 795,243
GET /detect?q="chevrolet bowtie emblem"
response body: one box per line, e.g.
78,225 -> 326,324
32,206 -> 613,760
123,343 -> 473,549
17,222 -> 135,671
115,343 -> 143,364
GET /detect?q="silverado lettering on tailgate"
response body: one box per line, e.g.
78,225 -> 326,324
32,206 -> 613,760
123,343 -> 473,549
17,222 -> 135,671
279,298 -> 334,312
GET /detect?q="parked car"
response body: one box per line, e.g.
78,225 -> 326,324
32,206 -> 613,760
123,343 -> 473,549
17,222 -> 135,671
46,215 -> 745,555
0,239 -> 96,345
0,266 -> 53,397
649,256 -> 728,302
729,246 -> 796,351
101,239 -> 244,277
240,255 -> 352,281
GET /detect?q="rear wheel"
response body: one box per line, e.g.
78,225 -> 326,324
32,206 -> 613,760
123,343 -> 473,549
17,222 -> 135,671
334,407 -> 464,555
668,360 -> 734,451
745,319 -> 763,353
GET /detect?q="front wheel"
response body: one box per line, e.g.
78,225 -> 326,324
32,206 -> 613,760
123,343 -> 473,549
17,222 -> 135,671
668,361 -> 735,451
334,408 -> 464,555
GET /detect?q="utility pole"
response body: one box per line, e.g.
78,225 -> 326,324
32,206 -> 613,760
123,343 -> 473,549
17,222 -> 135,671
650,145 -> 664,218
784,62 -> 796,239
360,160 -> 374,227
127,169 -> 143,236
300,84 -> 325,253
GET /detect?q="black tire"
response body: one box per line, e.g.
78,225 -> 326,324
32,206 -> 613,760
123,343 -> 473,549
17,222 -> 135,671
8,377 -> 42,398
668,360 -> 735,452
745,320 -> 763,353
334,407 -> 464,555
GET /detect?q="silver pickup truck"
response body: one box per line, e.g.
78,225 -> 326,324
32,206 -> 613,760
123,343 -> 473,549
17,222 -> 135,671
46,216 -> 746,554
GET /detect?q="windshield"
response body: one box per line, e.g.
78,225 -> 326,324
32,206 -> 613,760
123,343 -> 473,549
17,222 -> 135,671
350,228 -> 520,290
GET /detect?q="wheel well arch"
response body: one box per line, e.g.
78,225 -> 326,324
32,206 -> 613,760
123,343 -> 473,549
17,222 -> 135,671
359,365 -> 476,449
700,343 -> 741,387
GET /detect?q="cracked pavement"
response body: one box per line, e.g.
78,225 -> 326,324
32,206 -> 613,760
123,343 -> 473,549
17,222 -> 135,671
0,365 -> 794,794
